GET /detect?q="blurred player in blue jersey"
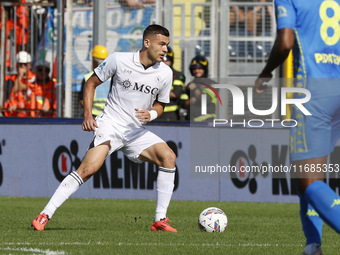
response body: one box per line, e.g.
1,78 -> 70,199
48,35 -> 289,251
255,1 -> 340,254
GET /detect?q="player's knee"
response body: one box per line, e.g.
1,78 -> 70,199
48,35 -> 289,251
162,149 -> 176,168
76,164 -> 98,182
298,178 -> 323,195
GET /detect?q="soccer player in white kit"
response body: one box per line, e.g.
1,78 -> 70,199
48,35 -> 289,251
32,24 -> 177,232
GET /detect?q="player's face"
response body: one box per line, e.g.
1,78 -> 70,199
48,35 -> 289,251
147,34 -> 170,63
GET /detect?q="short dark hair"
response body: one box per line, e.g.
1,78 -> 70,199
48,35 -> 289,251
143,24 -> 169,40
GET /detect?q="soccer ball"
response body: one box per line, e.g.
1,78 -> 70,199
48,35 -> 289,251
198,207 -> 228,233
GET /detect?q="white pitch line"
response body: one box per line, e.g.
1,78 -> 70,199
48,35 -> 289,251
0,247 -> 65,255
117,242 -> 305,247
2,242 -> 107,246
2,242 -> 304,248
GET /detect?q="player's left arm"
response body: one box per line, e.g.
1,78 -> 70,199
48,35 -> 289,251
135,101 -> 165,123
151,100 -> 165,117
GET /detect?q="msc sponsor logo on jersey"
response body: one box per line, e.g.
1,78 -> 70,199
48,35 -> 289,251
133,83 -> 159,95
119,79 -> 159,95
120,79 -> 132,89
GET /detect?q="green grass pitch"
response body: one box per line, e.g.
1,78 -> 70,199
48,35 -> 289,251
0,197 -> 338,254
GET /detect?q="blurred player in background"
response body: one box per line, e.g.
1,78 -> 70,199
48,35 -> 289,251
255,1 -> 340,254
158,46 -> 186,121
32,24 -> 177,233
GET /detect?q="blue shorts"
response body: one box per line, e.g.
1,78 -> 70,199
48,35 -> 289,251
290,95 -> 340,161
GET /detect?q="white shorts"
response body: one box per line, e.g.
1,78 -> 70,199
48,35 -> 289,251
90,114 -> 165,163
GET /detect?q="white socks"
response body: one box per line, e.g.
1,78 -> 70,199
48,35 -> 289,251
42,168 -> 175,222
154,167 -> 176,222
42,172 -> 84,219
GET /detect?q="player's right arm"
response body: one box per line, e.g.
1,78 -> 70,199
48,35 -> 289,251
82,74 -> 102,131
82,52 -> 116,131
255,0 -> 296,94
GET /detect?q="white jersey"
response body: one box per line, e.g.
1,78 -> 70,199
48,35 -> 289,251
94,51 -> 173,129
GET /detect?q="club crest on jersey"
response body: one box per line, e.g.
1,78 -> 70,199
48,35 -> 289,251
155,76 -> 162,83
120,79 -> 132,89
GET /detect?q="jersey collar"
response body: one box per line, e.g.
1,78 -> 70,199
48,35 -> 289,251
133,51 -> 142,67
133,50 -> 160,70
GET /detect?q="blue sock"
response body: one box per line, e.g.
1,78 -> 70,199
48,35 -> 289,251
305,180 -> 340,234
298,192 -> 323,244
